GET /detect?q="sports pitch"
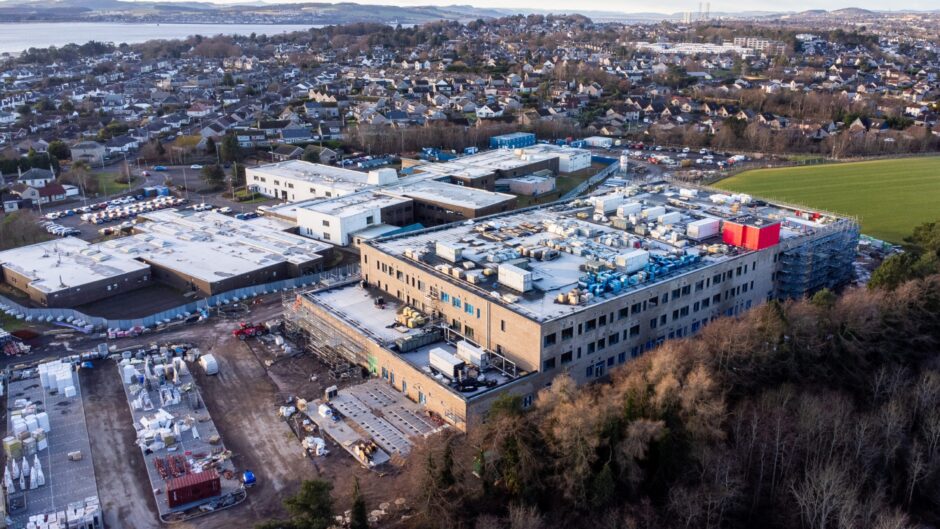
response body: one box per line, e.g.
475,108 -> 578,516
715,157 -> 940,243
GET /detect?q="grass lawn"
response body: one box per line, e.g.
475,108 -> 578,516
715,157 -> 940,243
95,172 -> 133,196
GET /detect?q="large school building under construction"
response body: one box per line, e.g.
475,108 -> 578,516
285,181 -> 859,431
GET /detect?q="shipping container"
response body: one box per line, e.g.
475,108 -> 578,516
436,242 -> 463,263
617,202 -> 642,217
167,470 -> 221,508
641,206 -> 666,219
658,211 -> 681,225
429,347 -> 465,379
498,263 -> 533,292
615,249 -> 649,273
687,218 -> 721,240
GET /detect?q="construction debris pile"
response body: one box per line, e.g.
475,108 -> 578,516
0,328 -> 30,356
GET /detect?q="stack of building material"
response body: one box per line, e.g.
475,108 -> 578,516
38,360 -> 76,397
25,497 -> 102,529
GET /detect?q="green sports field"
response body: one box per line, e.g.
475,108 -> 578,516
715,157 -> 940,243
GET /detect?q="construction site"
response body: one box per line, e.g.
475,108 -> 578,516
281,181 -> 861,431
115,346 -> 246,523
3,360 -> 102,529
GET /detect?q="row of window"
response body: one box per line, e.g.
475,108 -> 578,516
542,263 -> 761,348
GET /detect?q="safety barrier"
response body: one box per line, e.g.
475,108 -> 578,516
0,264 -> 360,332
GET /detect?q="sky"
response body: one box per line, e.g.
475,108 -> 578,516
195,0 -> 939,14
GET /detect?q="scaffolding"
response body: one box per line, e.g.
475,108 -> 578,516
283,284 -> 365,379
775,218 -> 860,299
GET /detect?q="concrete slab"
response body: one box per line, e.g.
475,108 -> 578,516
5,367 -> 101,529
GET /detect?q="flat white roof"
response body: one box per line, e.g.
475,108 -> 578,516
248,160 -> 385,192
301,192 -> 411,218
100,209 -> 331,284
0,237 -> 150,294
387,180 -> 515,210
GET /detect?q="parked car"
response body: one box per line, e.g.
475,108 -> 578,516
218,206 -> 233,214
153,166 -> 168,171
190,164 -> 203,170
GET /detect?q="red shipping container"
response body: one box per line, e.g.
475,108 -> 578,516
721,221 -> 745,246
167,470 -> 221,508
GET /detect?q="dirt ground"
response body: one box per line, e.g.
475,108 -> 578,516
74,303 -> 411,529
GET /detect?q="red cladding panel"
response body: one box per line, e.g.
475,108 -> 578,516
742,223 -> 781,250
755,223 -> 781,249
722,221 -> 745,246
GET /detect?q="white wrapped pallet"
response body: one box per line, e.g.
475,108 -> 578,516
122,364 -> 137,384
36,412 -> 50,432
64,386 -> 77,398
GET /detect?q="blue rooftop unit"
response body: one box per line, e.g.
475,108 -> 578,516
490,132 -> 536,150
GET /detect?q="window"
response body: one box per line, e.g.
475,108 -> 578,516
608,333 -> 620,346
650,318 -> 658,329
452,298 -> 461,308
682,285 -> 691,296
322,233 -> 331,240
661,293 -> 669,303
322,219 -> 330,227
607,356 -> 615,367
543,333 -> 557,347
631,302 -> 642,315
585,318 -> 597,331
464,302 -> 475,315
617,352 -> 626,364
366,215 -> 374,224
695,280 -> 704,292
598,315 -> 607,326
561,327 -> 574,340
672,288 -> 680,299
648,296 -> 658,308
629,324 -> 640,337
500,320 -> 506,332
441,292 -> 450,302
713,273 -> 722,285
587,342 -> 596,354
561,351 -> 573,364
542,358 -> 556,370
522,395 -> 534,408
618,307 -> 629,319
596,338 -> 606,350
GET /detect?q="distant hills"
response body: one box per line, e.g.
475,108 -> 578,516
0,1 -> 936,25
